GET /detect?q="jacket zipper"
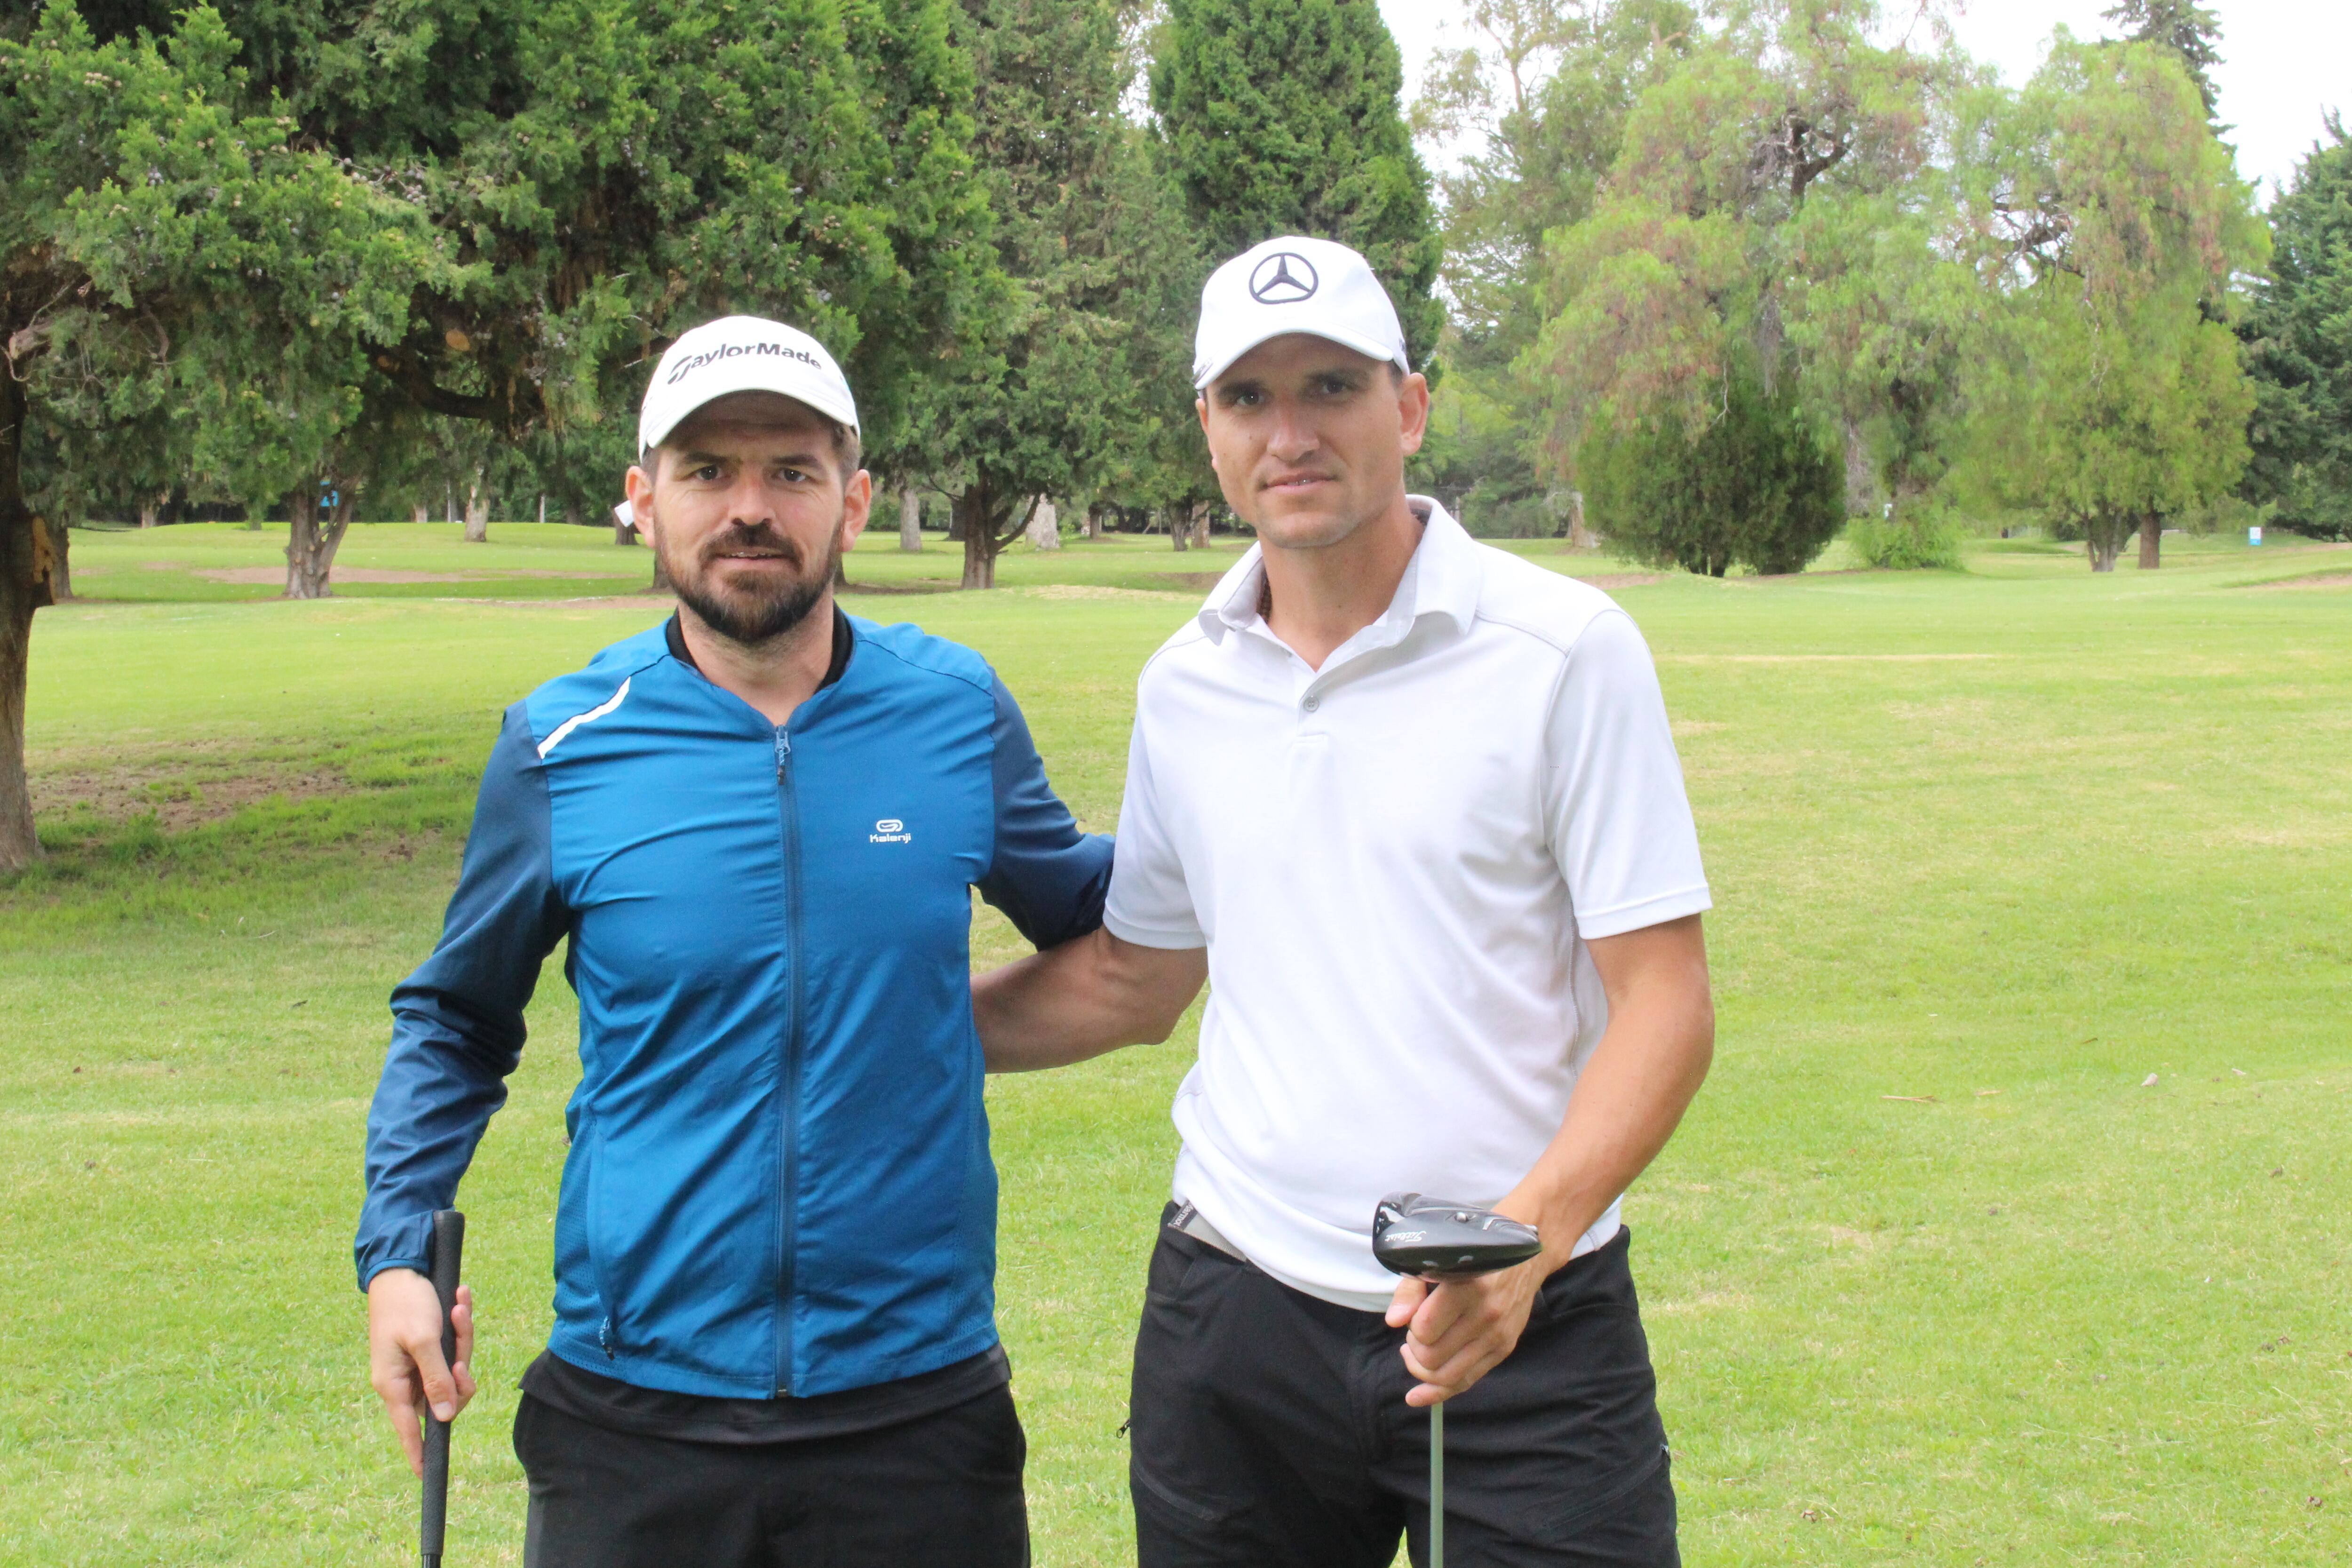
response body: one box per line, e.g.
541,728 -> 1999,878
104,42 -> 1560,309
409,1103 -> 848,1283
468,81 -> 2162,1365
772,726 -> 805,1396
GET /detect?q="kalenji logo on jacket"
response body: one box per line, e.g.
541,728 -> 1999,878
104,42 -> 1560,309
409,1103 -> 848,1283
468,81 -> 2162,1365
870,818 -> 911,844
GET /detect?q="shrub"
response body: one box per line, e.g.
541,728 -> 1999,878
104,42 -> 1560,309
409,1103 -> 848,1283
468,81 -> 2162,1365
1580,368 -> 1844,577
1846,503 -> 1963,569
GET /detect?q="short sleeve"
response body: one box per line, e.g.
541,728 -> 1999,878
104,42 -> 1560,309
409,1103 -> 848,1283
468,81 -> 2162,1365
1103,712 -> 1207,949
1543,609 -> 1712,939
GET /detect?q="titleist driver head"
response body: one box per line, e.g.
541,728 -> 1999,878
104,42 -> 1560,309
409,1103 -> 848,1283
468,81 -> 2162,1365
1372,1193 -> 1542,1279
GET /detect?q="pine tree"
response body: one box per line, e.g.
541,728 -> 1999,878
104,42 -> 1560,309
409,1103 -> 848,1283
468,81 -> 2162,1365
2102,0 -> 2223,119
1149,0 -> 1443,370
2240,115 -> 2352,539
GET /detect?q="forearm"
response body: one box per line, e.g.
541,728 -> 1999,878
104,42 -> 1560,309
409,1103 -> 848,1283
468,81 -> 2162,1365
1502,949 -> 1714,1266
973,928 -> 1204,1072
356,1010 -> 516,1288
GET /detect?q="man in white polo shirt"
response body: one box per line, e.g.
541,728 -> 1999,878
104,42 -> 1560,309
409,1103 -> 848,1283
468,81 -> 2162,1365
975,235 -> 1715,1566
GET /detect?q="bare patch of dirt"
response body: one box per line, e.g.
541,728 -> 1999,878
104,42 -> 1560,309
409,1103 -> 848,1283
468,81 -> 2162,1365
193,566 -> 623,585
1149,572 -> 1232,591
31,761 -> 350,829
1020,584 -> 1194,602
2249,572 -> 2352,591
836,579 -> 961,595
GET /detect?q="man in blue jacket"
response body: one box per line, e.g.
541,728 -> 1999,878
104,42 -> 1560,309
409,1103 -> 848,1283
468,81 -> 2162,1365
358,315 -> 1111,1567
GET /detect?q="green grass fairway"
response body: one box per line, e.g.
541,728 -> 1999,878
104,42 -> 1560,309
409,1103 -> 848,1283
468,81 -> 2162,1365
3,524 -> 2348,1564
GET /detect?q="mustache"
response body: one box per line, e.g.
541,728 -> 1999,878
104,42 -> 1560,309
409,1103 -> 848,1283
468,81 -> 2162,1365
698,523 -> 806,566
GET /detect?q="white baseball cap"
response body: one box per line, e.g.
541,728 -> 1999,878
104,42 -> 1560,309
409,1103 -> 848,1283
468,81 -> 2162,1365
637,315 -> 860,455
1192,236 -> 1411,389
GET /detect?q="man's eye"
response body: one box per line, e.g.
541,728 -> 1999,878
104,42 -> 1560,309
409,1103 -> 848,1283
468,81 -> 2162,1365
691,465 -> 722,482
779,468 -> 808,485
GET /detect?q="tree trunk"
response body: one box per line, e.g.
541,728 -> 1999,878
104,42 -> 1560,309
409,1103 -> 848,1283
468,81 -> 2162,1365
537,493 -> 547,526
0,372 -> 53,871
1568,490 -> 1597,551
1084,505 -> 1104,541
2137,512 -> 2161,570
1026,498 -> 1061,551
40,517 -> 71,602
650,546 -> 674,594
2089,540 -> 2118,572
1169,503 -> 1189,552
139,498 -> 161,530
464,472 -> 489,543
284,484 -> 355,598
899,486 -> 923,552
958,489 -> 1000,589
411,503 -> 429,525
1190,504 -> 1212,549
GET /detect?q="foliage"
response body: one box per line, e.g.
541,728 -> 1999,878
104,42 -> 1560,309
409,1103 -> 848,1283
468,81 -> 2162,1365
1578,356 -> 1844,576
1844,501 -> 1962,569
1149,0 -> 1443,371
903,0 -> 1188,588
1409,0 -> 1695,531
1959,35 -> 2265,570
2100,0 -> 2222,120
1528,0 -> 1971,548
2239,116 -> 2352,540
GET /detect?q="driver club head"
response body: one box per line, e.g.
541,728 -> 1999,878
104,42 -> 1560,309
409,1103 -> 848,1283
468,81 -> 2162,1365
1372,1193 -> 1542,1279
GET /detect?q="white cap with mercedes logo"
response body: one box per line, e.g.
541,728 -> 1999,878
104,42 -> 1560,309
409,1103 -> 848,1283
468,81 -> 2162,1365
1192,235 -> 1412,389
637,314 -> 861,456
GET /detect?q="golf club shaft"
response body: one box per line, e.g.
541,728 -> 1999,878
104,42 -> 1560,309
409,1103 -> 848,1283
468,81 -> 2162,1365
1430,1398 -> 1444,1568
421,1209 -> 465,1568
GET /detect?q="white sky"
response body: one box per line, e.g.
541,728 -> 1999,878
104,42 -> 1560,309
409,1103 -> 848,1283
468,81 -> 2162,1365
1379,0 -> 2346,201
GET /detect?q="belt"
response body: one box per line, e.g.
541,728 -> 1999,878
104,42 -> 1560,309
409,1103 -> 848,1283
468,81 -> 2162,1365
1167,1199 -> 1245,1263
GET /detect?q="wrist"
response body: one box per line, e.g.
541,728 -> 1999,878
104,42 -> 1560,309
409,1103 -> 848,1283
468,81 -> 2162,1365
1498,1184 -> 1604,1273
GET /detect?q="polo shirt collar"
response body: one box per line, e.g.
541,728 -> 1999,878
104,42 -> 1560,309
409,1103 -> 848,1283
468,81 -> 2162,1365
1197,495 -> 1481,648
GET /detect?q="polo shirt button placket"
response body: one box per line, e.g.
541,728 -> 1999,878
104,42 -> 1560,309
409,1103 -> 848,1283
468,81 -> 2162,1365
1302,696 -> 1320,714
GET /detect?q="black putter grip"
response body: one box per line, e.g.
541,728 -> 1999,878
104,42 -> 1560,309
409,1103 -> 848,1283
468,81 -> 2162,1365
420,1209 -> 466,1568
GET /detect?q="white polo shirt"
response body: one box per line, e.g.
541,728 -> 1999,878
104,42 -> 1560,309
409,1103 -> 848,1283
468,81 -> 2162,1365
1105,498 -> 1711,1310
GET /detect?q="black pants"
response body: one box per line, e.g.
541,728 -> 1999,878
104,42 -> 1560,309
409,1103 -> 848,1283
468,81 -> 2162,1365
513,1385 -> 1030,1568
1129,1218 -> 1677,1568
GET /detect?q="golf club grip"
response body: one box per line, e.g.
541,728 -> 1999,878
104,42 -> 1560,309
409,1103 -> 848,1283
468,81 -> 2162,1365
421,1209 -> 465,1564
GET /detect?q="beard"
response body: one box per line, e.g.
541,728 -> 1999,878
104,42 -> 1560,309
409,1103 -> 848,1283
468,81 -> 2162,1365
661,517 -> 842,647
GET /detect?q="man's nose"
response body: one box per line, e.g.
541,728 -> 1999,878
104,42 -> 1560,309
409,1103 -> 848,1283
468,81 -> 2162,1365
1266,399 -> 1319,463
723,468 -> 776,527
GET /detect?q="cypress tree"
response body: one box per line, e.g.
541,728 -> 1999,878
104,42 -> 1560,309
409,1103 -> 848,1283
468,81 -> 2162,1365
2241,117 -> 2352,540
1149,0 -> 1443,371
1579,364 -> 1845,578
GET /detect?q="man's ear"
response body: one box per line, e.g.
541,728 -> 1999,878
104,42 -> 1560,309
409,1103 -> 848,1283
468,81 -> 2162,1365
1396,372 -> 1431,459
840,469 -> 874,548
625,462 -> 657,542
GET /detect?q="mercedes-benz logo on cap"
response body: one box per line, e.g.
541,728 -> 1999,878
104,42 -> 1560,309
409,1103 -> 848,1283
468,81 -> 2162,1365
1248,251 -> 1319,305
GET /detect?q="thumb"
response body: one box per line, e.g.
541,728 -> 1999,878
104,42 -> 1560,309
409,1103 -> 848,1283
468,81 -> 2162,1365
1385,1275 -> 1428,1329
410,1329 -> 457,1424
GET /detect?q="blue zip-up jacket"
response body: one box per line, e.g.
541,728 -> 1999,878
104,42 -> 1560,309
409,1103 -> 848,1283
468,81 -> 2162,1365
356,615 -> 1112,1399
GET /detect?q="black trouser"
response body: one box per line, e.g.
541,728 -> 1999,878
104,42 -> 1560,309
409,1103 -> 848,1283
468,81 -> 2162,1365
1129,1216 -> 1677,1568
512,1384 -> 1030,1568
